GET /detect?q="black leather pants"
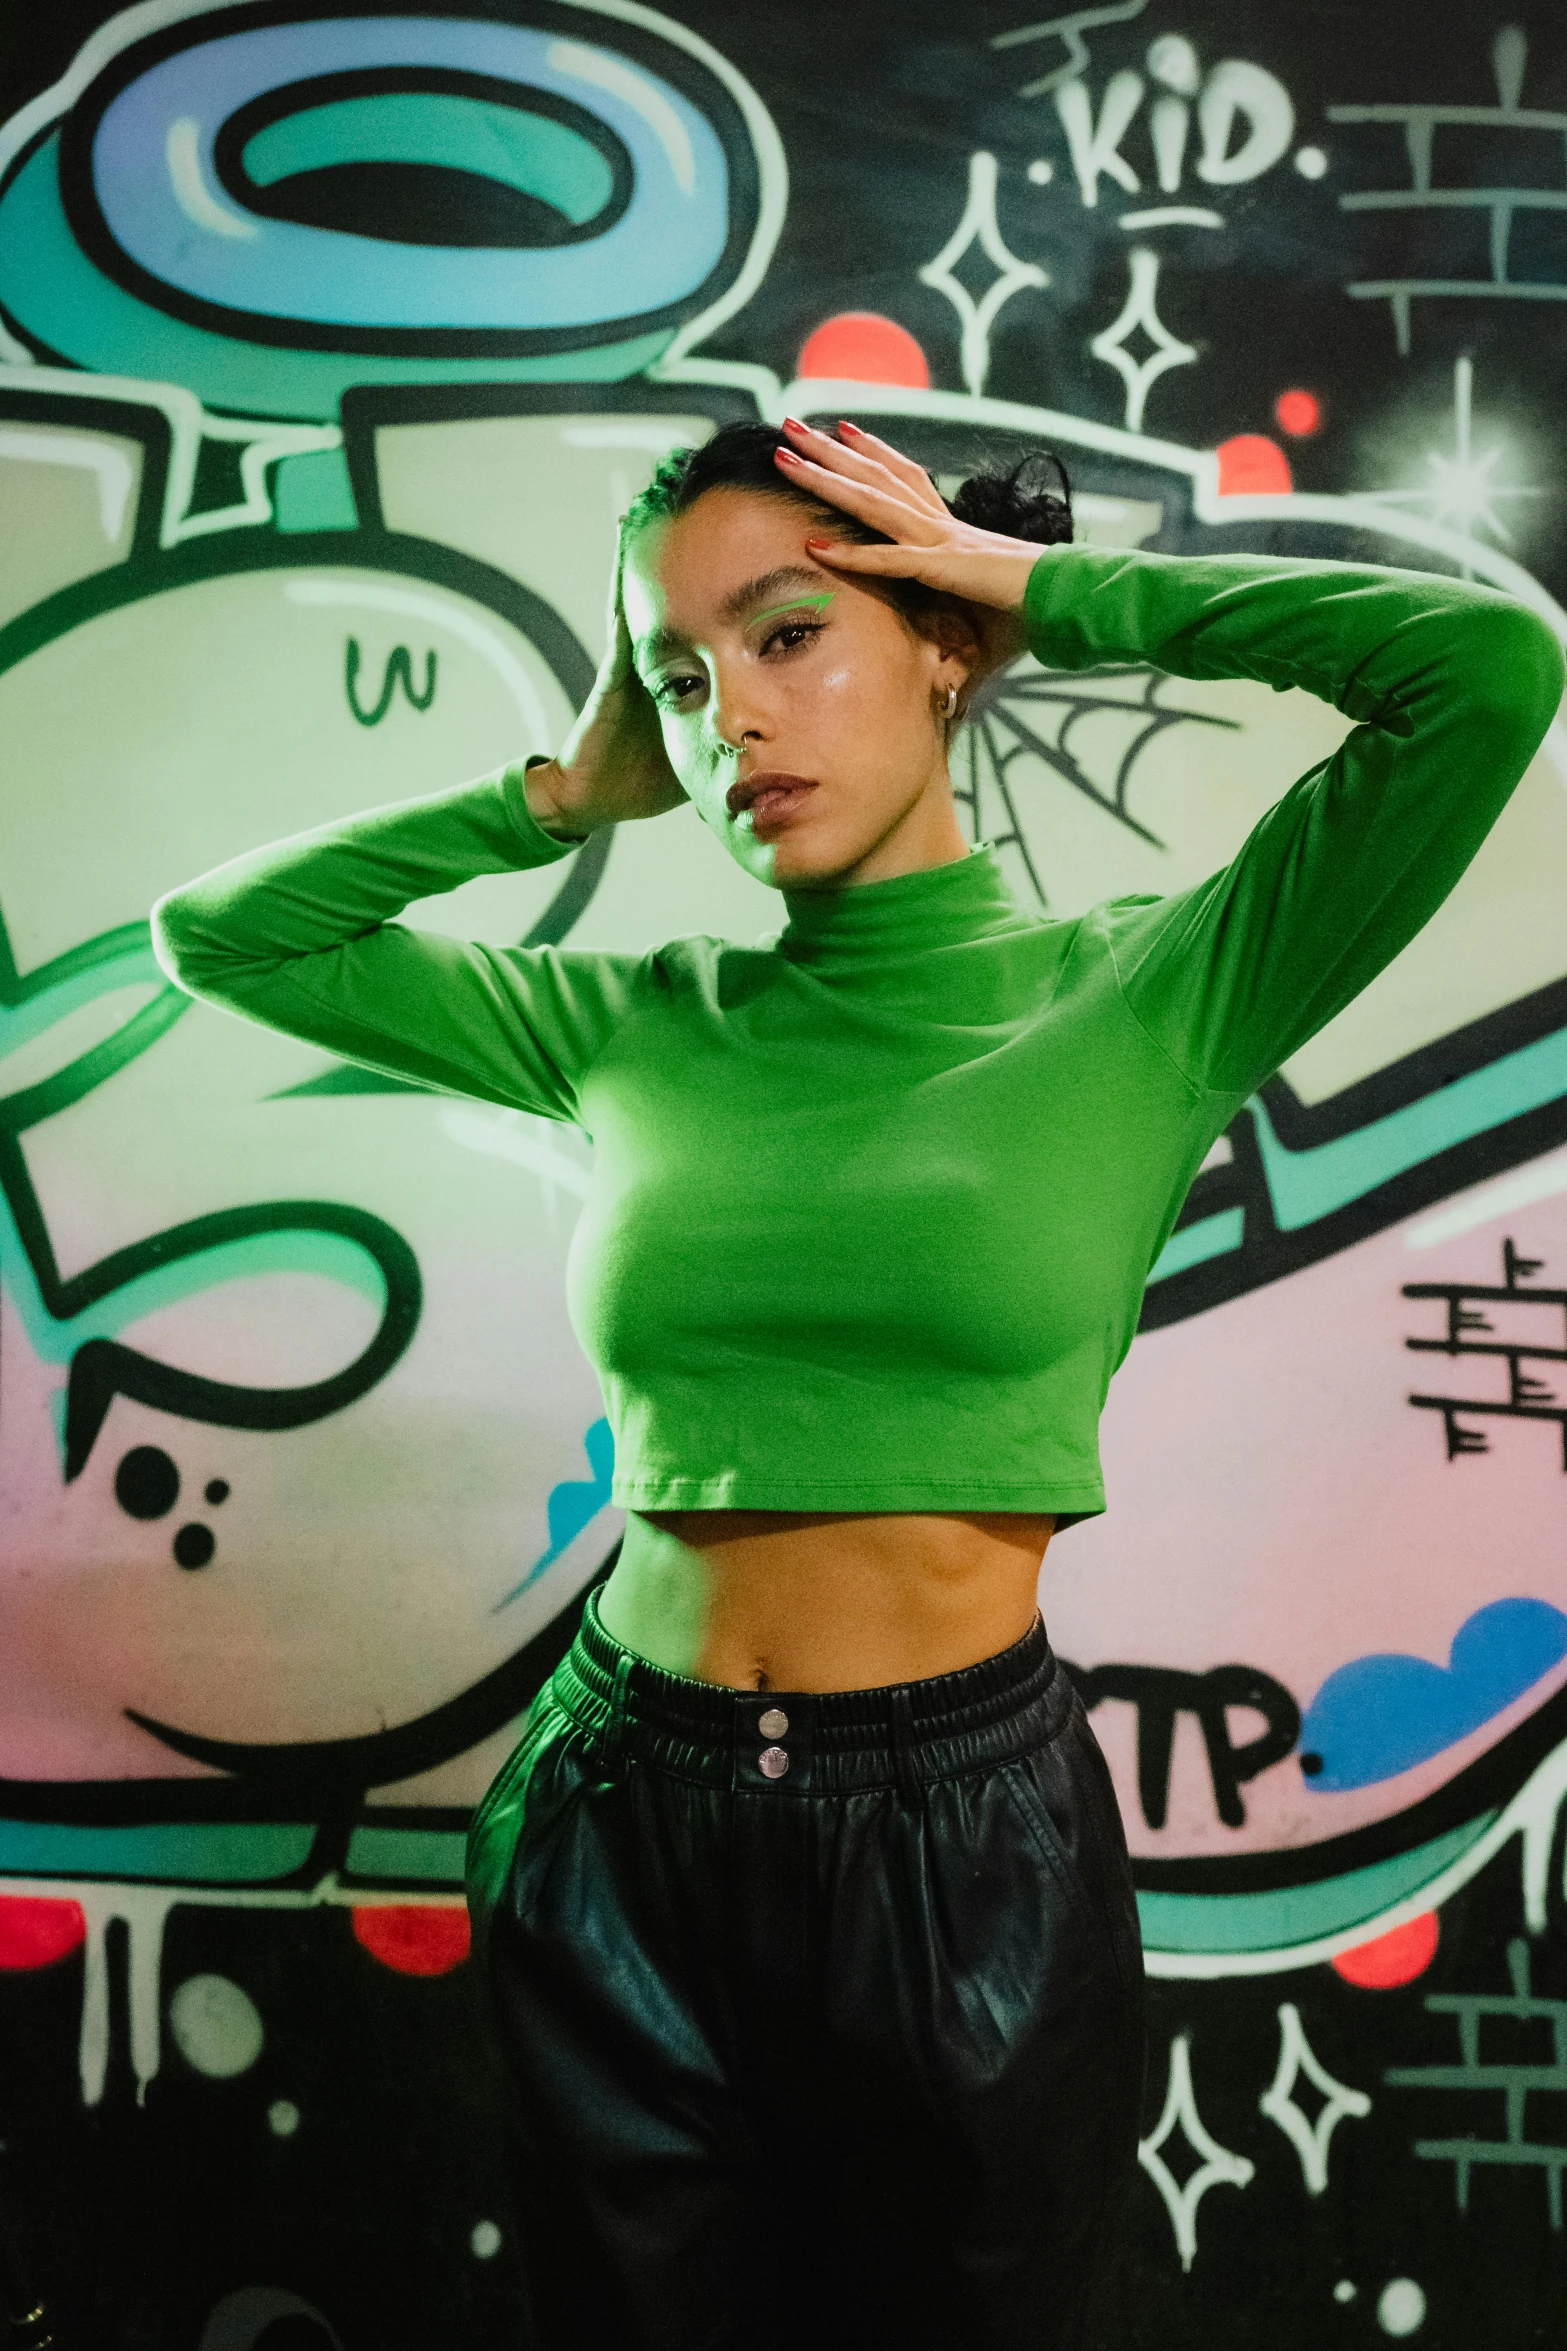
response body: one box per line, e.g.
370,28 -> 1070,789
464,1590 -> 1146,2351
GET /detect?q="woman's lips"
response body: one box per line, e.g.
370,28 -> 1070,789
728,771 -> 819,840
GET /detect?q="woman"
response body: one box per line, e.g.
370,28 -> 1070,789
151,418 -> 1564,2350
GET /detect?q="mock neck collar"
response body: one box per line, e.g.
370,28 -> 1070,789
778,842 -> 1025,965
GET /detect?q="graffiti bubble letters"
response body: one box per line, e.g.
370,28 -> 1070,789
1065,1659 -> 1301,1828
999,24 -> 1295,212
1402,1238 -> 1567,1470
344,637 -> 437,728
988,24 -> 1296,423
1055,70 -> 1145,205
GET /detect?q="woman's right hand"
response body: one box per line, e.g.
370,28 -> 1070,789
523,549 -> 688,839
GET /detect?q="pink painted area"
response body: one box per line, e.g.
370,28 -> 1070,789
0,1895 -> 87,1969
796,312 -> 931,388
0,1108 -> 612,1788
1333,1912 -> 1440,1987
1216,433 -> 1293,493
1045,1159 -> 1567,1861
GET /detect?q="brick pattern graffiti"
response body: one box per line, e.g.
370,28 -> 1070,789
1404,1238 -> 1567,1470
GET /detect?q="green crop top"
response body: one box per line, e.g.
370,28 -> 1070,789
150,545 -> 1563,1525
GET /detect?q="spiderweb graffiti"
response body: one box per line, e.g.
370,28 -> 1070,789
954,656 -> 1240,907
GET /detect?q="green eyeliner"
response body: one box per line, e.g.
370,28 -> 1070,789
750,592 -> 834,628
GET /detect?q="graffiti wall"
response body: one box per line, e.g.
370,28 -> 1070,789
1,0 -> 1565,2341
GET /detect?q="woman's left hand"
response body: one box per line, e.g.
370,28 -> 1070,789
773,417 -> 1051,674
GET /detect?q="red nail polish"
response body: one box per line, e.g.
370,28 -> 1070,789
776,447 -> 801,465
782,415 -> 806,432
805,534 -> 831,547
839,419 -> 861,436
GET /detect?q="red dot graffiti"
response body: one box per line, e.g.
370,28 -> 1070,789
1274,388 -> 1323,437
352,1902 -> 471,1976
1215,433 -> 1293,495
797,312 -> 931,388
1332,1910 -> 1440,1988
0,1895 -> 88,1970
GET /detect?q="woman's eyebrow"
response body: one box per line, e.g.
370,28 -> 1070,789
633,623 -> 688,668
634,567 -> 833,667
751,592 -> 834,629
720,565 -> 829,624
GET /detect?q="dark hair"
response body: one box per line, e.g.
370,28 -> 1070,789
622,420 -> 1072,624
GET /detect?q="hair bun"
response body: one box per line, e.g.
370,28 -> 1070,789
948,452 -> 1072,546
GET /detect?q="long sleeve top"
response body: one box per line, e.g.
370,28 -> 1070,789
150,546 -> 1564,1525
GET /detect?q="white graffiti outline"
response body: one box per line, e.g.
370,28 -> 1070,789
1089,243 -> 1196,429
24,1728 -> 1567,2108
990,2 -> 1149,101
1139,1732 -> 1567,1982
1259,2002 -> 1372,2193
1119,205 -> 1223,229
0,361 -> 339,545
0,425 -> 138,540
1138,2031 -> 1255,2269
917,151 -> 1050,399
2,1872 -> 462,2106
1406,1146 -> 1567,1253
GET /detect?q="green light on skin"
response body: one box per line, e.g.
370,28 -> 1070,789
749,592 -> 834,628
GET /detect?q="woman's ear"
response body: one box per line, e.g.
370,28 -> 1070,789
921,601 -> 982,714
917,597 -> 982,680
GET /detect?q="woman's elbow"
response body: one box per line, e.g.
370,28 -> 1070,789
150,885 -> 228,995
1519,608 -> 1566,739
1447,599 -> 1567,772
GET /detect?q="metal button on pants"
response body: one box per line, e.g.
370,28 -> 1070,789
465,1589 -> 1146,2351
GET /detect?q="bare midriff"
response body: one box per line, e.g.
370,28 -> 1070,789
595,1509 -> 1057,1692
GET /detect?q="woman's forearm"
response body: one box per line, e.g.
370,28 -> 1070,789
151,762 -> 572,999
145,761 -> 630,1116
1020,542 -> 1563,765
1021,543 -> 1566,1098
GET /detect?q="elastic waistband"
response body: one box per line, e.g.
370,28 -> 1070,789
548,1587 -> 1074,1797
